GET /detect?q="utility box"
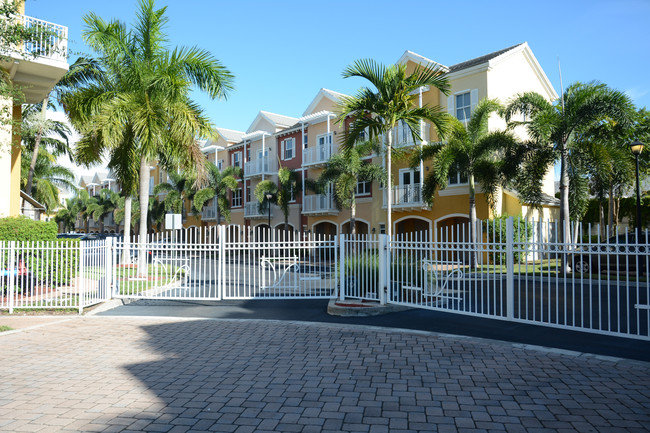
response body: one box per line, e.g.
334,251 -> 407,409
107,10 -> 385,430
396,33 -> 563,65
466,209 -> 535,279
165,213 -> 182,230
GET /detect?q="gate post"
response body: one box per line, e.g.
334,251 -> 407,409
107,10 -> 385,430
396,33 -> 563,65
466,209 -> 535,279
104,237 -> 113,302
338,234 -> 345,301
505,216 -> 514,320
218,224 -> 225,300
378,234 -> 387,305
8,241 -> 15,314
78,241 -> 84,315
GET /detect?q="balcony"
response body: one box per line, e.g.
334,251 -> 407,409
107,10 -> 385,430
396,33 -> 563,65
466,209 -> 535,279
201,203 -> 218,221
303,194 -> 337,215
244,202 -> 273,219
0,14 -> 69,103
303,134 -> 334,167
382,184 -> 428,211
244,157 -> 277,178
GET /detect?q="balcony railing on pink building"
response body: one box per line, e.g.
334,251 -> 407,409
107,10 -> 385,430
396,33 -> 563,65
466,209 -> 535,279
303,194 -> 337,215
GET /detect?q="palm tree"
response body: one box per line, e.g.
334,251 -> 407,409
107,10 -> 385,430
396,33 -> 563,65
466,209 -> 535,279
254,167 -> 302,234
418,99 -> 519,267
153,170 -> 196,216
62,0 -> 234,273
504,82 -> 634,251
193,163 -> 241,225
55,197 -> 80,233
114,195 -> 139,236
337,59 -> 450,238
148,197 -> 166,233
20,147 -> 76,214
86,189 -> 120,233
318,140 -> 386,235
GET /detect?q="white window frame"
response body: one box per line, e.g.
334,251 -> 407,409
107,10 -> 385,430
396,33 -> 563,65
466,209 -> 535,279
217,159 -> 224,170
231,151 -> 242,168
448,164 -> 468,186
232,188 -> 242,207
282,138 -> 295,160
448,89 -> 478,123
355,180 -> 371,197
303,133 -> 308,149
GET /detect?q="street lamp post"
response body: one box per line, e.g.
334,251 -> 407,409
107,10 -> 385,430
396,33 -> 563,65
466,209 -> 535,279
630,140 -> 645,241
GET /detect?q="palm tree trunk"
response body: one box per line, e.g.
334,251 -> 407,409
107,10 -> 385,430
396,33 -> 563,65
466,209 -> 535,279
122,196 -> 132,264
137,159 -> 150,275
599,201 -> 605,239
99,217 -> 105,233
468,174 -> 478,269
386,130 -> 392,240
350,199 -> 357,236
559,141 -> 571,271
25,97 -> 49,197
608,186 -> 614,237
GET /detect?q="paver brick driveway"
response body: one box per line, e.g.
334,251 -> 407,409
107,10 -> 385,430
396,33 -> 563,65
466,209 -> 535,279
0,317 -> 649,432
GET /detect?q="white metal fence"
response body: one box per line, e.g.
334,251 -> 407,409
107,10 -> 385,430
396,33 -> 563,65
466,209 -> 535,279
1,219 -> 647,340
0,239 -> 108,313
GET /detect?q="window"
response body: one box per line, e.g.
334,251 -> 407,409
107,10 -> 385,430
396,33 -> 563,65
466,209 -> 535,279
356,181 -> 371,196
303,134 -> 308,149
217,159 -> 223,170
456,92 -> 471,121
379,223 -> 386,234
282,138 -> 295,160
317,133 -> 332,147
289,185 -> 296,203
246,186 -> 251,203
232,151 -> 241,168
232,189 -> 242,207
448,164 -> 468,185
246,149 -> 250,162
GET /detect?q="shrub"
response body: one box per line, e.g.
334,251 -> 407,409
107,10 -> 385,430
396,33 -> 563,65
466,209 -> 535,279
484,214 -> 533,264
0,217 -> 57,241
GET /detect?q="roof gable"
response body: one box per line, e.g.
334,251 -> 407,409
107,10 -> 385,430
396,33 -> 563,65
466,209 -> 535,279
302,88 -> 349,117
246,111 -> 298,133
396,50 -> 449,72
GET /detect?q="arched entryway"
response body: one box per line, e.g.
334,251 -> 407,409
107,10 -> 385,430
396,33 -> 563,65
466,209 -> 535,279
395,217 -> 431,241
313,221 -> 337,237
341,219 -> 369,235
435,215 -> 470,263
254,224 -> 272,242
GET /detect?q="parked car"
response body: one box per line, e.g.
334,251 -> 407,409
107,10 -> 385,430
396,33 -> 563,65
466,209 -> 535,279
571,233 -> 647,275
57,233 -> 100,241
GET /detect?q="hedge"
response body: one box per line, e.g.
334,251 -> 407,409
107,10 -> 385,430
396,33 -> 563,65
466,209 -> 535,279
484,214 -> 533,264
0,217 -> 57,241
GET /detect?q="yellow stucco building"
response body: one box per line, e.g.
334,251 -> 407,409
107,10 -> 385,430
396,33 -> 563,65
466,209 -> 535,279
144,43 -> 559,240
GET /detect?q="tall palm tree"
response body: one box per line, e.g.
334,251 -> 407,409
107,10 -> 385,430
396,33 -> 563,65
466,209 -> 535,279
318,140 -> 386,235
254,167 -> 302,234
62,0 -> 234,273
193,163 -> 241,225
86,189 -> 120,233
337,59 -> 450,238
20,147 -> 76,214
418,99 -> 519,267
504,82 -> 634,251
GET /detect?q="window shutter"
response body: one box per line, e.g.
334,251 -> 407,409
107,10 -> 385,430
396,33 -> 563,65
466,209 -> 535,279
447,95 -> 454,114
281,140 -> 285,160
470,89 -> 479,113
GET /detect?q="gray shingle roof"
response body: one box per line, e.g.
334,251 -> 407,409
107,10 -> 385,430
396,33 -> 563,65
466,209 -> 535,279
449,43 -> 524,73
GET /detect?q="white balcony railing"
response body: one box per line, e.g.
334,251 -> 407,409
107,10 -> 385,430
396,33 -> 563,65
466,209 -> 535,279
383,184 -> 426,209
244,202 -> 273,219
303,194 -> 337,214
303,143 -> 333,166
11,15 -> 68,63
244,157 -> 277,178
201,203 -> 218,221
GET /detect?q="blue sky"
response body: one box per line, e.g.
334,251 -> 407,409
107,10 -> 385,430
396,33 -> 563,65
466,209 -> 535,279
31,0 -> 650,134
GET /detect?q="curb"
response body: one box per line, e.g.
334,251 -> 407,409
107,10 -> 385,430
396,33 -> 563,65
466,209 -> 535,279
326,298 -> 411,317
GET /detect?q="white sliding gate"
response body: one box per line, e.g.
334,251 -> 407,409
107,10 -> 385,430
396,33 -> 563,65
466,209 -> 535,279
112,225 -> 337,301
